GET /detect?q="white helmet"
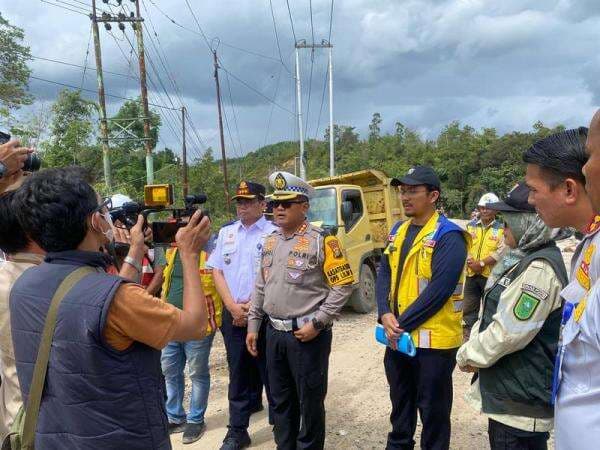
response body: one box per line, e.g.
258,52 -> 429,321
478,192 -> 499,207
111,193 -> 133,208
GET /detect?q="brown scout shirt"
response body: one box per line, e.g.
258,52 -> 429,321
248,222 -> 355,333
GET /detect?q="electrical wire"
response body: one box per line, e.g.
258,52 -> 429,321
268,0 -> 291,73
79,26 -> 93,90
285,0 -> 297,44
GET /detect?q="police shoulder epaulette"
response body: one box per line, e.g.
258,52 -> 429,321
219,219 -> 237,230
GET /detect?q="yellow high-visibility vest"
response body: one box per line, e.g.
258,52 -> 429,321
162,247 -> 223,334
385,212 -> 470,349
466,219 -> 504,278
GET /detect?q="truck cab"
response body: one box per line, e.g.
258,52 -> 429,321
308,170 -> 404,312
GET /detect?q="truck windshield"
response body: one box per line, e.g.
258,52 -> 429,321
307,188 -> 338,226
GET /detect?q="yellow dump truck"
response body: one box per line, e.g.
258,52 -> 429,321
307,170 -> 404,313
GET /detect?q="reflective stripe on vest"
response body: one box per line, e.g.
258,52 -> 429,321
162,248 -> 223,333
385,212 -> 469,349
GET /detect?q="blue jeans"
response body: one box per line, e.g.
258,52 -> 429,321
160,333 -> 215,424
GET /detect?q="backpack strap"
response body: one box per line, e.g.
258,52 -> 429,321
21,266 -> 96,449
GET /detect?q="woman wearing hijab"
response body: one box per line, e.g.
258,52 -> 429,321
456,182 -> 568,450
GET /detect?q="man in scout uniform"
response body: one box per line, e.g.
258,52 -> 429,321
246,171 -> 355,450
207,181 -> 277,450
546,120 -> 600,448
457,183 -> 568,450
463,193 -> 505,339
375,165 -> 469,450
156,224 -> 222,445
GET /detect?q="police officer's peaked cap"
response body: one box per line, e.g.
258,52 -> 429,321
268,171 -> 315,201
231,181 -> 266,200
487,182 -> 536,213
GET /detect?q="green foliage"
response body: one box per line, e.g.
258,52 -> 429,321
0,13 -> 32,117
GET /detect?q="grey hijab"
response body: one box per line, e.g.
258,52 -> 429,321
488,212 -> 569,285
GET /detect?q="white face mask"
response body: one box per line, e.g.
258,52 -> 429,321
98,210 -> 114,243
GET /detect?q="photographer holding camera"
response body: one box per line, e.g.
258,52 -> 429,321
8,168 -> 211,449
0,133 -> 34,195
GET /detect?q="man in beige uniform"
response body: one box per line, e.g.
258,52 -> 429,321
246,171 -> 354,450
457,183 -> 567,450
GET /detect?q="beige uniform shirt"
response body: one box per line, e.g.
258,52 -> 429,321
0,253 -> 45,440
456,259 -> 563,432
248,222 -> 354,334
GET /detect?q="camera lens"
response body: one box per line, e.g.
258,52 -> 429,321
23,153 -> 41,172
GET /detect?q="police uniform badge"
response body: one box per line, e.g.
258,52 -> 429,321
576,244 -> 595,291
274,173 -> 287,190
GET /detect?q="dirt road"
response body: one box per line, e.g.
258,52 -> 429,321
172,311 -> 490,450
171,235 -> 576,449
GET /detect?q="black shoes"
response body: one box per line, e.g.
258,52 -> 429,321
168,421 -> 186,434
219,429 -> 251,450
182,422 -> 206,445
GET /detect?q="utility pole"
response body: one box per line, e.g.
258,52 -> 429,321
328,44 -> 334,177
213,49 -> 232,212
295,40 -> 334,179
181,106 -> 188,197
90,0 -> 112,190
133,0 -> 154,184
294,43 -> 306,179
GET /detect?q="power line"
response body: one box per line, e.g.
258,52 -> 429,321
224,70 -> 244,158
31,55 -> 136,79
29,75 -> 179,110
80,26 -> 93,90
40,0 -> 87,16
268,0 -> 291,73
309,0 -> 315,47
328,0 -> 334,42
285,0 -> 297,44
263,64 -> 283,147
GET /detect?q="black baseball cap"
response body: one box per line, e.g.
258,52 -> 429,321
391,165 -> 441,190
487,182 -> 535,213
231,181 -> 266,200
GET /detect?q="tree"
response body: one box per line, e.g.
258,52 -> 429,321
0,13 -> 32,118
41,89 -> 100,173
368,112 -> 382,141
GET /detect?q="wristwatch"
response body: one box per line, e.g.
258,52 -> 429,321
312,317 -> 326,330
123,256 -> 142,273
0,161 -> 6,180
479,261 -> 485,268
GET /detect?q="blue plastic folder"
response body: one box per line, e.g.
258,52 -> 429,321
375,324 -> 417,357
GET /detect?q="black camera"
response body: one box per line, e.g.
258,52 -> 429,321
108,185 -> 208,247
0,131 -> 42,172
151,193 -> 208,246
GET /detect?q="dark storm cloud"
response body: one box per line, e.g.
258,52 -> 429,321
3,0 -> 600,153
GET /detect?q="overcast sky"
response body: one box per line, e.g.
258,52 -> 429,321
3,0 -> 600,160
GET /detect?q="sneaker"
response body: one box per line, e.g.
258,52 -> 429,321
182,422 -> 206,445
168,422 -> 186,434
220,429 -> 251,450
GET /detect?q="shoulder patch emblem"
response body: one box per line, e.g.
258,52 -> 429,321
514,292 -> 540,321
521,283 -> 549,301
326,237 -> 343,259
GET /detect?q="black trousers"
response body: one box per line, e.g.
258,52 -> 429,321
463,275 -> 488,329
220,308 -> 272,432
488,419 -> 549,450
384,347 -> 457,450
266,323 -> 332,450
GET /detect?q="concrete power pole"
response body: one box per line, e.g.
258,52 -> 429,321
181,106 -> 188,197
133,0 -> 154,184
90,0 -> 112,190
213,50 -> 232,212
294,43 -> 306,179
295,40 -> 334,179
328,45 -> 334,177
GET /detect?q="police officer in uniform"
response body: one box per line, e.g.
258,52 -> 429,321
375,166 -> 469,450
246,171 -> 354,450
207,181 -> 278,450
457,183 -> 568,450
463,193 -> 505,339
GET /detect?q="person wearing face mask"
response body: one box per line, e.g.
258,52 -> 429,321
457,182 -> 568,450
8,168 -> 211,449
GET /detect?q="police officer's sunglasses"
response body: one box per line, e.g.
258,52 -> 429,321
269,200 -> 307,209
93,197 -> 112,214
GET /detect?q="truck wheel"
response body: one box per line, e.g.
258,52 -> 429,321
349,263 -> 376,313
